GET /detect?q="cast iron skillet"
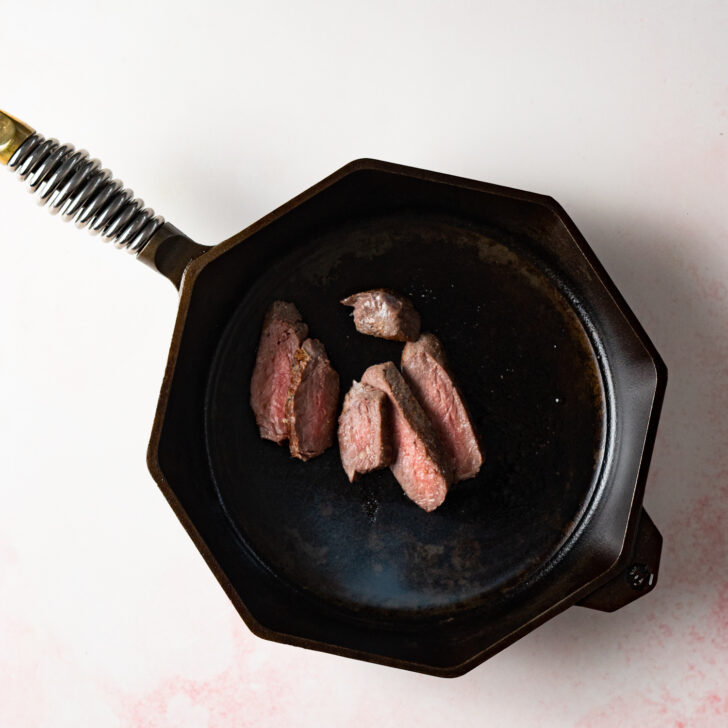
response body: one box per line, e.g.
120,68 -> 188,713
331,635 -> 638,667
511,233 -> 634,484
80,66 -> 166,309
1,111 -> 666,676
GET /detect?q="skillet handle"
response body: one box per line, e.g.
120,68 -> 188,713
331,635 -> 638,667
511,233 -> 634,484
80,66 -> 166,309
577,508 -> 663,612
1,109 -> 209,290
136,224 -> 209,289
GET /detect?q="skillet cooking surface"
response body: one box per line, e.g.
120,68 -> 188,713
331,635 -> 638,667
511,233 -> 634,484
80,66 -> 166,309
205,213 -> 606,618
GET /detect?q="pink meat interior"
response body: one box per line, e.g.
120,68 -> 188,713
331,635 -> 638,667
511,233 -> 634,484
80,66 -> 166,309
362,362 -> 450,512
251,320 -> 305,442
293,350 -> 339,456
403,347 -> 483,481
338,382 -> 389,481
389,412 -> 449,512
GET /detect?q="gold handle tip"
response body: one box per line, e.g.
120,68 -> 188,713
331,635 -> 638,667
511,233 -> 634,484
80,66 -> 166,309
0,110 -> 35,165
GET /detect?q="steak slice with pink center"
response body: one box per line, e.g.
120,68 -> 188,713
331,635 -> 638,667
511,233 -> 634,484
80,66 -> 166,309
338,381 -> 392,482
250,301 -> 308,443
362,362 -> 452,512
286,338 -> 340,461
341,289 -> 421,342
401,333 -> 484,481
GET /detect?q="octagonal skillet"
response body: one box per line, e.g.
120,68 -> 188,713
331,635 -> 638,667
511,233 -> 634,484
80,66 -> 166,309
1,111 -> 666,677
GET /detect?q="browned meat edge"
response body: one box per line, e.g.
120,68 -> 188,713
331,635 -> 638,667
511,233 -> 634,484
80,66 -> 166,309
286,338 -> 340,460
340,289 -> 421,342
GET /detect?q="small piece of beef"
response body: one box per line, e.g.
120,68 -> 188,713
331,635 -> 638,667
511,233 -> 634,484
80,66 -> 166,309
341,289 -> 421,342
361,362 -> 452,512
250,301 -> 308,443
401,333 -> 484,481
338,381 -> 392,482
286,338 -> 340,461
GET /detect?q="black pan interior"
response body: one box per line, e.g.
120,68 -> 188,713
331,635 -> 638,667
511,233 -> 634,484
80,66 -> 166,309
205,212 -> 606,619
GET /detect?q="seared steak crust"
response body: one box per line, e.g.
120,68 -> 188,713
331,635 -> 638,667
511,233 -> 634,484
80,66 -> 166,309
341,289 -> 421,342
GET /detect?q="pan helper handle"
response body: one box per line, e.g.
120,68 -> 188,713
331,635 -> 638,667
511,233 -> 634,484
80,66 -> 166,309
1,109 -> 207,287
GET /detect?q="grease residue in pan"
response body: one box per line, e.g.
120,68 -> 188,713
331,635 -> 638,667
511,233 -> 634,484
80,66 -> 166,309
204,212 -> 607,618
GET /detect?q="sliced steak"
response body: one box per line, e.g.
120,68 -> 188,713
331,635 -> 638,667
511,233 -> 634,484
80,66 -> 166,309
401,333 -> 484,481
286,338 -> 340,460
362,362 -> 452,512
341,289 -> 421,342
250,301 -> 308,443
338,381 -> 392,482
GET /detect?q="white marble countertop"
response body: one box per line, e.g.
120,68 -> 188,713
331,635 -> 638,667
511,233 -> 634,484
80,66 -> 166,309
1,1 -> 726,725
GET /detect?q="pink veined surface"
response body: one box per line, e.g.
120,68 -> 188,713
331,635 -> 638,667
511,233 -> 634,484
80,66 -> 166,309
1,1 -> 727,726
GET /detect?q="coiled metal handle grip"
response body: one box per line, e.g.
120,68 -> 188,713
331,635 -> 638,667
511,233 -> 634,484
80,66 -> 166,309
9,132 -> 164,253
1,109 -> 207,287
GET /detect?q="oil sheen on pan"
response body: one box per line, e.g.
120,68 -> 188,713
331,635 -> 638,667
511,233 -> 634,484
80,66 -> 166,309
205,213 -> 607,618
